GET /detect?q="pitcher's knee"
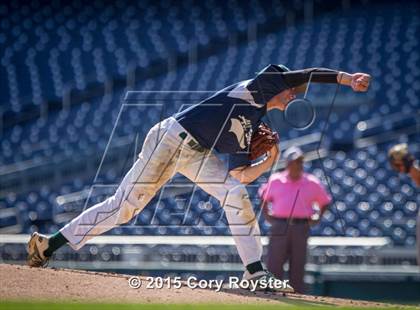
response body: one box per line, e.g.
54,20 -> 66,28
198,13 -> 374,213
107,190 -> 143,226
117,200 -> 142,224
224,185 -> 256,224
117,184 -> 160,224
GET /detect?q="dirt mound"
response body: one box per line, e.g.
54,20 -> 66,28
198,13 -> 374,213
0,264 -> 398,307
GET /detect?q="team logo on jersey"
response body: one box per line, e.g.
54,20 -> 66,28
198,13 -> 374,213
229,115 -> 252,150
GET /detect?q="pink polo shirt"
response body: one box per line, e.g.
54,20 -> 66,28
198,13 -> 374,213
259,171 -> 332,219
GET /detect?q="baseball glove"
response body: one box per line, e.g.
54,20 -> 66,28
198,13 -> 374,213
388,143 -> 414,173
249,122 -> 279,161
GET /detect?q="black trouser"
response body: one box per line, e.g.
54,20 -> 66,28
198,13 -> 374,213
266,218 -> 310,293
417,213 -> 420,265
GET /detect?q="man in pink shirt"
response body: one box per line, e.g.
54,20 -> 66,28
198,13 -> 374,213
259,146 -> 332,293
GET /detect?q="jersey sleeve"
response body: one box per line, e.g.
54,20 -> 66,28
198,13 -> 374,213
246,64 -> 289,106
246,65 -> 340,106
281,68 -> 339,88
228,153 -> 251,170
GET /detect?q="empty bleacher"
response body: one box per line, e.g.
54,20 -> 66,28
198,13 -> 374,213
0,1 -> 419,253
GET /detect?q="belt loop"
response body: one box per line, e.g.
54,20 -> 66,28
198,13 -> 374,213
178,131 -> 205,153
179,132 -> 187,140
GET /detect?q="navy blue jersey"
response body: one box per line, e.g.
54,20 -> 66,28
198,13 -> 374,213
175,83 -> 265,152
174,64 -> 338,169
174,64 -> 290,169
175,84 -> 265,169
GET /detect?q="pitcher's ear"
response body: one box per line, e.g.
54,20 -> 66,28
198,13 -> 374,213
294,83 -> 307,94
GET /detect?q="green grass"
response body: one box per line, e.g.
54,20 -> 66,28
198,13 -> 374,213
0,303 -> 414,310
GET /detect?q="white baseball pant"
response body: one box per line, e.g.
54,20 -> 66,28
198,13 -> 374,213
60,117 -> 262,266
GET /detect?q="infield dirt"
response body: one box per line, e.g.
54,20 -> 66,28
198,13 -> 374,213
0,264 -> 407,307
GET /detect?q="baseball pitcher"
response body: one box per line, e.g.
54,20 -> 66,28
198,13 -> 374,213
27,64 -> 370,291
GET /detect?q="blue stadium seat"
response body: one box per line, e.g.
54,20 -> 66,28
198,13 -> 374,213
1,1 -> 418,244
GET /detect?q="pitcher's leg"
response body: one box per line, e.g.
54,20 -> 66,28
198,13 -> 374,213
179,152 -> 263,266
223,184 -> 263,265
60,159 -> 172,250
61,121 -> 181,250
